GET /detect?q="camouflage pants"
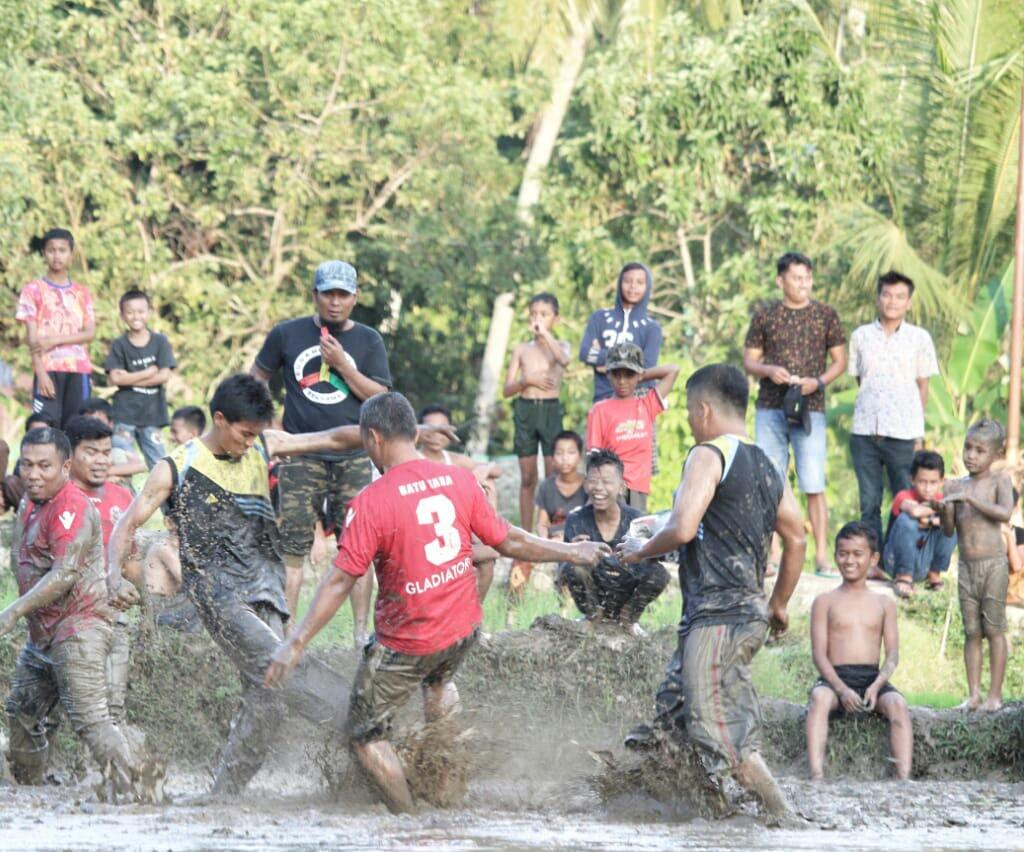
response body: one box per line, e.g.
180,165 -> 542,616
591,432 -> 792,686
276,455 -> 372,555
5,625 -> 145,787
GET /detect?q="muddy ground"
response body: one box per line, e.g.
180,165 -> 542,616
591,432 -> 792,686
2,620 -> 1024,850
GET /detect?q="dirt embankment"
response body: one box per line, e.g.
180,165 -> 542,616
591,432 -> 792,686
2,617 -> 1024,794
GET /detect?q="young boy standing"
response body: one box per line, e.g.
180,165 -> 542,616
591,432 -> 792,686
169,406 -> 206,446
503,293 -> 570,532
807,522 -> 912,781
883,450 -> 956,596
937,419 -> 1015,711
104,289 -> 177,468
586,343 -> 679,511
535,431 -> 586,541
17,228 -> 96,428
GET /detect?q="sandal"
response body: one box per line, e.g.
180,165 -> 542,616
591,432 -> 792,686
893,577 -> 914,598
926,578 -> 945,592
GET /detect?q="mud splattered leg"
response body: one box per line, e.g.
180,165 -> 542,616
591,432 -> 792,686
733,752 -> 792,818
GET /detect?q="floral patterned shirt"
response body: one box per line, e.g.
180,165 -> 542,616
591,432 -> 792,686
744,300 -> 845,413
16,278 -> 95,373
849,320 -> 938,439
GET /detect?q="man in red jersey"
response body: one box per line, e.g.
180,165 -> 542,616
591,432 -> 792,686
65,415 -> 141,727
265,392 -> 610,813
0,427 -> 157,800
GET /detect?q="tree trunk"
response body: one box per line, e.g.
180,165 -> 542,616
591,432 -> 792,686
467,6 -> 596,455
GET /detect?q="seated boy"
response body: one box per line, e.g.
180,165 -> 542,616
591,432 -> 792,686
559,449 -> 669,635
535,430 -> 586,541
586,343 -> 678,512
807,522 -> 912,780
883,450 -> 956,597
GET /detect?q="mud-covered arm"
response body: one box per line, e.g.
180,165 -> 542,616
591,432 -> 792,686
957,474 -> 1014,523
0,533 -> 87,637
264,422 -> 458,457
767,481 -> 807,631
264,568 -> 358,687
495,527 -> 609,566
109,459 -> 174,596
619,445 -> 721,563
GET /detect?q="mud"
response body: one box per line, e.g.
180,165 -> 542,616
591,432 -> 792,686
3,619 -> 1024,849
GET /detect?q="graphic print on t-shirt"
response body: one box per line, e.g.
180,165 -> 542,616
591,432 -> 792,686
292,345 -> 356,405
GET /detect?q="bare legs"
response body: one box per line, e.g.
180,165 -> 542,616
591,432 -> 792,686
877,693 -> 913,778
966,630 -> 1007,711
517,456 -> 538,532
733,752 -> 791,818
806,492 -> 831,573
283,553 -> 305,625
805,686 -> 837,781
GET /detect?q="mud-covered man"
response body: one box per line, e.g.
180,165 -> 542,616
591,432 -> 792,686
1,427 -> 160,800
264,392 -> 611,814
618,364 -> 806,818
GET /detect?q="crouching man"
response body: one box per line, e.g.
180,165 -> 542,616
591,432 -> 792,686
265,392 -> 609,813
0,427 -> 160,800
559,449 -> 669,635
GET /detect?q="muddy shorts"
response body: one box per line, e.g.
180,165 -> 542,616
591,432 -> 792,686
348,630 -> 479,744
810,664 -> 898,714
958,554 -> 1008,636
276,454 -> 372,555
512,398 -> 563,459
681,620 -> 768,774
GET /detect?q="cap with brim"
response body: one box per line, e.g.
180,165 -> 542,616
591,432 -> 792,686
605,342 -> 645,374
314,260 -> 357,294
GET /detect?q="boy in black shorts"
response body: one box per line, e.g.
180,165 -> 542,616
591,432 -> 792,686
806,522 -> 912,780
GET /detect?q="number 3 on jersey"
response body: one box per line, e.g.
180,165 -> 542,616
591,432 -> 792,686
416,494 -> 462,566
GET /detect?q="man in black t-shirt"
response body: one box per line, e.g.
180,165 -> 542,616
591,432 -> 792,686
252,261 -> 391,640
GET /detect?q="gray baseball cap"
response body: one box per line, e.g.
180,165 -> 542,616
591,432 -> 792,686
606,342 -> 644,374
314,260 -> 357,294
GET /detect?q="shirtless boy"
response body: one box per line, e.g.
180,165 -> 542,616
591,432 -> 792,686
936,419 -> 1014,711
503,293 -> 570,532
807,522 -> 912,780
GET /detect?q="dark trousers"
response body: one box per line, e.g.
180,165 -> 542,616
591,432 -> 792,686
850,434 -> 916,548
32,371 -> 91,429
557,558 -> 669,622
194,596 -> 351,794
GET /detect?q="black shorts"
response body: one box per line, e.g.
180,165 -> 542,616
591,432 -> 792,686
811,664 -> 899,713
32,371 -> 91,429
512,398 -> 563,458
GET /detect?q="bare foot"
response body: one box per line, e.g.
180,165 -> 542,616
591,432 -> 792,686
809,771 -> 824,782
957,695 -> 982,711
979,697 -> 1003,712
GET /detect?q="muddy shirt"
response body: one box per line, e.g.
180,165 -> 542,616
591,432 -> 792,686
14,479 -> 110,647
166,438 -> 287,616
678,435 -> 783,638
744,300 -> 845,413
334,458 -> 510,656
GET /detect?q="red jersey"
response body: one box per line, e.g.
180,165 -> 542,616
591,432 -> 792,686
586,389 -> 666,493
891,487 -> 942,518
333,458 -> 510,655
15,480 -> 110,647
75,481 -> 133,550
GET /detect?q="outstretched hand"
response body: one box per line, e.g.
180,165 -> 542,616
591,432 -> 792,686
616,537 -> 646,565
264,639 -> 304,688
572,541 -> 612,567
416,423 -> 460,445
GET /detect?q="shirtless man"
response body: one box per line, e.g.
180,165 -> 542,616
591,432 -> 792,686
935,419 -> 1014,711
503,293 -> 570,533
807,522 -> 911,780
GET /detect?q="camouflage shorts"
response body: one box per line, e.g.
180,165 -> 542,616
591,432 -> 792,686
276,454 -> 372,555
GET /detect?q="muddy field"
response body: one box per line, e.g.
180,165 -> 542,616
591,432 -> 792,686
2,621 -> 1024,850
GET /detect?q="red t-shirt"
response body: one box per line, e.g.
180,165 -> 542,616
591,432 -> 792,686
76,482 -> 133,550
586,389 -> 666,493
891,487 -> 942,518
15,480 -> 109,647
333,458 -> 510,655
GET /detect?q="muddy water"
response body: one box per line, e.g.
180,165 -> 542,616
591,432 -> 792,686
3,772 -> 1023,850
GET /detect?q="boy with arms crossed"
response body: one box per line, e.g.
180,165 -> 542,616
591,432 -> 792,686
936,419 -> 1015,711
807,522 -> 912,781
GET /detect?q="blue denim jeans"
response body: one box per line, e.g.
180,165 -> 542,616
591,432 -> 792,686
754,408 -> 827,493
883,512 -> 956,582
115,423 -> 167,469
849,434 -> 916,549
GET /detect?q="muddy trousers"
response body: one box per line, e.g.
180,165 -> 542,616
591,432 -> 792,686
557,560 -> 669,621
5,626 -> 142,786
106,620 -> 130,726
195,596 -> 351,795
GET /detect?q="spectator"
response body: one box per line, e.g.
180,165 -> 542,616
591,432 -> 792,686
743,252 -> 846,575
78,398 -> 146,484
104,289 -> 176,469
559,449 -> 669,635
17,228 -> 96,428
848,271 -> 939,548
535,430 -> 586,541
580,262 -> 663,402
252,260 -> 391,642
882,450 -> 955,597
169,405 -> 206,445
586,343 -> 679,512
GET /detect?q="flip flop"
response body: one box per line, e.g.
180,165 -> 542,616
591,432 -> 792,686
893,578 -> 914,598
925,578 -> 945,592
